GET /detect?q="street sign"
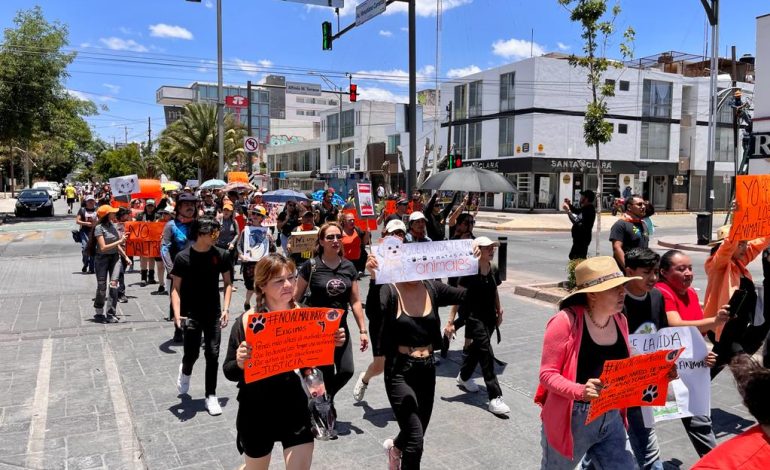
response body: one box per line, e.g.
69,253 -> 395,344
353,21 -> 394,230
356,0 -> 386,26
286,82 -> 322,96
639,170 -> 648,183
226,95 -> 249,108
281,0 -> 344,7
244,137 -> 259,152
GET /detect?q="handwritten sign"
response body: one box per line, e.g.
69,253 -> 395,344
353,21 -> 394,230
124,221 -> 165,257
263,202 -> 282,227
372,237 -> 477,285
357,183 -> 375,217
228,171 -> 249,184
244,308 -> 343,383
630,327 -> 711,422
586,348 -> 682,424
242,226 -> 270,262
730,174 -> 770,241
289,230 -> 318,254
109,174 -> 139,197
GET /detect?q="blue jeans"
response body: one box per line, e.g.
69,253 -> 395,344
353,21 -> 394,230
627,407 -> 664,470
541,402 -> 637,470
79,231 -> 94,271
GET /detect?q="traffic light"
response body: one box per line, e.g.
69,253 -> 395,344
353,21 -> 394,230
349,83 -> 358,102
322,21 -> 333,51
454,153 -> 463,168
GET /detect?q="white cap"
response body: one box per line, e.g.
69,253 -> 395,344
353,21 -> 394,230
408,211 -> 426,223
472,236 -> 500,249
385,219 -> 407,234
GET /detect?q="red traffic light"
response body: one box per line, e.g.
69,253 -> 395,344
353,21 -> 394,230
349,84 -> 358,102
454,153 -> 462,168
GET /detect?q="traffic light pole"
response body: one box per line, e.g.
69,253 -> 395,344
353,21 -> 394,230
407,0 -> 417,194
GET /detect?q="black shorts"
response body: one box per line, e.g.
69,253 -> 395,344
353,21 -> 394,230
242,262 -> 256,291
236,373 -> 313,458
67,198 -> 75,204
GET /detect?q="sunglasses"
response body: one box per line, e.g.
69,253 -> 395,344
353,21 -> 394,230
324,234 -> 342,241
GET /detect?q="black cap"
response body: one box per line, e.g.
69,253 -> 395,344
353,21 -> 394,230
580,190 -> 596,202
301,210 -> 313,218
177,193 -> 198,203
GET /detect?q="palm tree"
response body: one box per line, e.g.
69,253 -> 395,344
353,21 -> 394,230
159,102 -> 246,180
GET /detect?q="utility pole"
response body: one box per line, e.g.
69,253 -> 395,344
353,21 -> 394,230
703,0 -> 719,242
147,117 -> 152,153
216,0 -> 225,180
247,80 -> 253,172
407,0 -> 417,194
124,126 -> 129,145
445,101 -> 453,168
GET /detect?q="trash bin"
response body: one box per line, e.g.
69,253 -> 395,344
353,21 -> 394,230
696,212 -> 711,245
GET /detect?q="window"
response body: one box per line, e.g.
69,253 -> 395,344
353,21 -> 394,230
618,123 -> 628,134
619,80 -> 630,91
454,84 -> 467,120
468,80 -> 483,117
499,117 -> 515,156
467,122 -> 482,159
387,134 -> 401,153
259,91 -> 269,103
327,113 -> 339,140
642,80 -> 672,118
640,122 -> 670,159
296,97 -> 306,104
500,72 -> 515,112
341,109 -> 355,138
452,125 -> 466,156
604,79 -> 616,90
296,110 -> 305,116
328,99 -> 338,106
640,80 -> 673,160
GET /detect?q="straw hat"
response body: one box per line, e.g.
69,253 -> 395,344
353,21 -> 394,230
708,224 -> 731,246
560,256 -> 640,304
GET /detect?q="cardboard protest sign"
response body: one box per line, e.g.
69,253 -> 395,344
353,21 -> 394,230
228,171 -> 249,184
109,174 -> 140,197
357,183 -> 375,217
289,231 -> 318,254
244,307 -> 343,383
630,327 -> 711,422
372,237 -> 477,285
343,208 -> 377,232
730,174 -> 770,241
586,348 -> 683,424
263,202 -> 282,227
124,221 -> 165,257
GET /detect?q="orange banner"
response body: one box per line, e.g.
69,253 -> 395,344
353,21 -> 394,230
586,348 -> 683,424
384,200 -> 396,217
124,221 -> 165,257
244,308 -> 343,383
343,208 -> 377,231
730,174 -> 770,241
228,171 -> 249,183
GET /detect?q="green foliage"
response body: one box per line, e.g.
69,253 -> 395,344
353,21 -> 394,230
93,144 -> 142,179
566,258 -> 584,290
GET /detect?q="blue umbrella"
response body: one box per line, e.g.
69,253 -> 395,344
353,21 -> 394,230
262,189 -> 309,203
311,190 -> 346,207
199,179 -> 227,190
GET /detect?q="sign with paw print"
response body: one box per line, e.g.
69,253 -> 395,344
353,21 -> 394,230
243,307 -> 343,383
372,237 -> 477,285
586,348 -> 684,424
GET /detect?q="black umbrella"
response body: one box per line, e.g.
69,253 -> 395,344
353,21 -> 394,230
419,166 -> 517,193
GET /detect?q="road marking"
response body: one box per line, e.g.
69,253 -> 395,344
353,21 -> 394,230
25,338 -> 52,468
102,337 -> 144,468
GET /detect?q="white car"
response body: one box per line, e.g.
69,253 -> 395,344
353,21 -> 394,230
32,182 -> 61,199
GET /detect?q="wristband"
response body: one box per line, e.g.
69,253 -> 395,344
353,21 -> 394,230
360,329 -> 368,334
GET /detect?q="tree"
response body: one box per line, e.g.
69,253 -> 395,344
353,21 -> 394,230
158,102 -> 246,180
557,0 -> 634,255
92,144 -> 142,180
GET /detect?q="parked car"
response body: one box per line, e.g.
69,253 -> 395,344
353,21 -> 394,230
32,181 -> 61,199
15,189 -> 55,217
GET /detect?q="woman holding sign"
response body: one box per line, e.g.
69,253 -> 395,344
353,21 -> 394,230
535,256 -> 639,469
294,222 -> 368,401
223,254 -> 345,470
237,205 -> 273,312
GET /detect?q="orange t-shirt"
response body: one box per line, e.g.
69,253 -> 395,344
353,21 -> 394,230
342,229 -> 361,261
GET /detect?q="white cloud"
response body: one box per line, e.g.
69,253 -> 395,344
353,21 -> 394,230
66,89 -> 114,103
359,86 -> 408,103
149,24 -> 194,40
355,65 -> 435,87
205,0 -> 213,8
379,30 -> 393,37
119,26 -> 141,36
400,27 -> 409,32
99,37 -> 148,52
80,42 -> 92,48
446,65 -> 481,78
66,89 -> 89,101
102,83 -> 121,94
491,38 -> 545,60
258,59 -> 273,68
307,0 -> 470,17
232,58 -> 272,77
557,42 -> 571,51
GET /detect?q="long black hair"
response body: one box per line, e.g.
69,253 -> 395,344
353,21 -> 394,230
658,249 -> 685,282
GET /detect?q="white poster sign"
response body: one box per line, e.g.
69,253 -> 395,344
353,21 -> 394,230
109,174 -> 140,197
263,202 -> 282,227
186,179 -> 199,188
629,326 -> 711,423
372,238 -> 477,285
538,176 -> 551,204
242,226 -> 270,262
357,183 -> 375,217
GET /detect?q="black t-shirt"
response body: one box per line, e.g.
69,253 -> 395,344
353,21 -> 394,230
570,204 -> 596,241
299,256 -> 357,311
458,263 -> 501,327
384,213 -> 406,226
278,211 -> 300,237
624,287 -> 668,334
609,219 -> 649,252
77,207 -> 98,231
171,246 -> 230,320
317,203 -> 339,226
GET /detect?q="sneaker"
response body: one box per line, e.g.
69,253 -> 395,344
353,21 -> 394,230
156,285 -> 167,295
82,265 -> 87,273
488,397 -> 510,415
352,372 -> 368,402
205,395 -> 222,416
456,373 -> 479,393
383,438 -> 401,470
93,308 -> 105,323
118,295 -> 128,303
105,314 -> 119,323
176,364 -> 190,394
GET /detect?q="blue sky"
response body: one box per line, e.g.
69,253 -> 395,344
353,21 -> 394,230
1,0 -> 768,144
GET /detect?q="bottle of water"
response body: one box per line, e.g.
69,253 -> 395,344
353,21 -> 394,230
305,368 -> 327,398
303,368 -> 337,440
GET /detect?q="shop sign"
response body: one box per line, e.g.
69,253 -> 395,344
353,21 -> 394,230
562,174 -> 571,184
522,143 -> 530,153
549,159 -> 613,171
751,132 -> 770,157
467,160 -> 499,171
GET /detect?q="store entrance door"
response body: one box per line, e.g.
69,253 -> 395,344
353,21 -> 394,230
652,175 -> 668,210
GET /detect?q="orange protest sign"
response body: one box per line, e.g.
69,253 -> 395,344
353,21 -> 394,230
228,171 -> 249,183
586,348 -> 683,424
124,221 -> 165,257
243,308 -> 343,383
730,174 -> 770,241
384,200 -> 396,217
343,208 -> 377,231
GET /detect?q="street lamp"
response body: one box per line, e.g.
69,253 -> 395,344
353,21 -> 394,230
187,0 -> 225,180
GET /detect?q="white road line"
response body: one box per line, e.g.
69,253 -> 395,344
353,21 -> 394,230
25,338 -> 52,468
102,337 -> 144,469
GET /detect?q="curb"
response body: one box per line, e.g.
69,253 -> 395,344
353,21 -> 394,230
513,282 -> 567,304
656,238 -> 712,253
474,223 -> 571,233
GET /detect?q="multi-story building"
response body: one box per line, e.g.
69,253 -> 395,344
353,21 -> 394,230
439,51 -> 755,211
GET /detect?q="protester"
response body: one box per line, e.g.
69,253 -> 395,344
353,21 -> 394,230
276,199 -> 300,255
65,182 -> 76,215
223,254 -> 345,470
115,207 -> 133,304
692,354 -> 770,469
92,205 -> 127,323
286,210 -> 318,268
563,190 -> 596,260
535,256 -> 641,469
201,191 -> 218,217
366,252 -> 467,469
424,192 -> 458,241
446,237 -> 509,415
153,208 -> 173,295
135,199 -> 158,287
171,217 -> 233,416
316,189 -> 339,225
609,194 -> 649,270
216,201 -> 241,289
447,194 -> 479,239
353,219 -> 407,403
408,189 -> 424,213
294,222 -> 368,401
377,183 -> 385,202
405,212 -> 431,243
346,189 -> 356,206
238,205 -> 273,311
76,195 -> 98,274
378,198 -> 408,229
340,212 -> 369,274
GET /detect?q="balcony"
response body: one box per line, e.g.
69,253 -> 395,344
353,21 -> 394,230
156,86 -> 194,106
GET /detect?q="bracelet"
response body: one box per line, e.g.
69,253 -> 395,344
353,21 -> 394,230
360,330 -> 368,334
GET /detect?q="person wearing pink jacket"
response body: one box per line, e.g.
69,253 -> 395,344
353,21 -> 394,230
535,256 -> 640,469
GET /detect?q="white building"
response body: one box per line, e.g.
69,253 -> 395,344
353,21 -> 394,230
439,52 -> 755,211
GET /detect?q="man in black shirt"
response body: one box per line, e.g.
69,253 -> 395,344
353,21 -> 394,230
316,189 -> 339,225
609,194 -> 649,270
171,217 -> 233,416
562,190 -> 596,260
